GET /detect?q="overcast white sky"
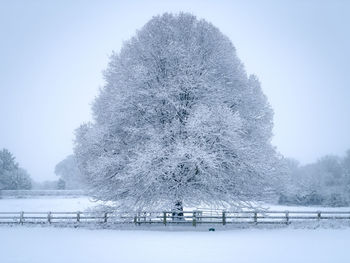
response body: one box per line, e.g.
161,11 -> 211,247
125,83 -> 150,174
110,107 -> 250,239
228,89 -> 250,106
1,0 -> 350,181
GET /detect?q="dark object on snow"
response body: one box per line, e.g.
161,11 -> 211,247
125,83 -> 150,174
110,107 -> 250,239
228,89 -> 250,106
209,228 -> 215,232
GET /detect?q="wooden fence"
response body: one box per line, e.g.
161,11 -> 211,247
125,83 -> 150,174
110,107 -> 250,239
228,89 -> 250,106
1,210 -> 350,226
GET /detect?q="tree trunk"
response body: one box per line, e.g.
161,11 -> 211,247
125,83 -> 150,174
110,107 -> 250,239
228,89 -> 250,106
172,201 -> 184,222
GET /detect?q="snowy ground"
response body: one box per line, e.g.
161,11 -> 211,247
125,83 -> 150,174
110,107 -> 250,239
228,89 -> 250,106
0,227 -> 349,263
1,196 -> 349,212
1,198 -> 349,262
266,203 -> 350,212
0,197 -> 99,211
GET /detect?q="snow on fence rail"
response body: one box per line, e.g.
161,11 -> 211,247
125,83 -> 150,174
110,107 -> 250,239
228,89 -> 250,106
1,210 -> 350,226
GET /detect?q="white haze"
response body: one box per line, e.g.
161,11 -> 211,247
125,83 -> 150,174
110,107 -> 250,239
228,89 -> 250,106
0,0 -> 349,181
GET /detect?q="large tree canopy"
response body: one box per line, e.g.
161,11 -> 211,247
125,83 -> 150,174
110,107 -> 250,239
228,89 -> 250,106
75,13 -> 280,210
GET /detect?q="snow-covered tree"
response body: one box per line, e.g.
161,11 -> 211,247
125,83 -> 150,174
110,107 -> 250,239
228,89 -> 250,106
74,13 -> 280,211
55,155 -> 84,189
0,149 -> 32,190
57,178 -> 66,190
279,154 -> 350,206
342,150 -> 350,198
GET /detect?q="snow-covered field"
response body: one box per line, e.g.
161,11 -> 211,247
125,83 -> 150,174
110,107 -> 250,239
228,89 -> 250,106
0,197 -> 99,211
1,197 -> 350,262
1,196 -> 349,212
0,227 -> 349,263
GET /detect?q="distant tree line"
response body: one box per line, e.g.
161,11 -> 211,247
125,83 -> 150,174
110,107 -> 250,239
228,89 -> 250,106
54,154 -> 84,189
33,154 -> 84,190
0,149 -> 84,191
279,150 -> 350,207
0,148 -> 32,190
2,146 -> 349,208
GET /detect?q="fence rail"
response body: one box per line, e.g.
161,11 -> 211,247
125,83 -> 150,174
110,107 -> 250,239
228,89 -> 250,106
1,210 -> 350,226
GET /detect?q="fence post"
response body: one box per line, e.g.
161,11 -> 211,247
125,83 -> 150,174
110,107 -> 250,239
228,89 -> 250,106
47,211 -> 51,224
222,211 -> 226,225
19,211 -> 24,225
285,211 -> 289,225
317,211 -> 321,221
192,211 -> 197,227
198,211 -> 202,222
104,212 -> 108,223
254,212 -> 258,224
134,212 -> 141,225
163,212 -> 167,225
77,211 -> 80,223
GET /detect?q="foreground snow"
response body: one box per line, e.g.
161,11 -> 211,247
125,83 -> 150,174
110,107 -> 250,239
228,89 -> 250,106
0,227 -> 349,263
